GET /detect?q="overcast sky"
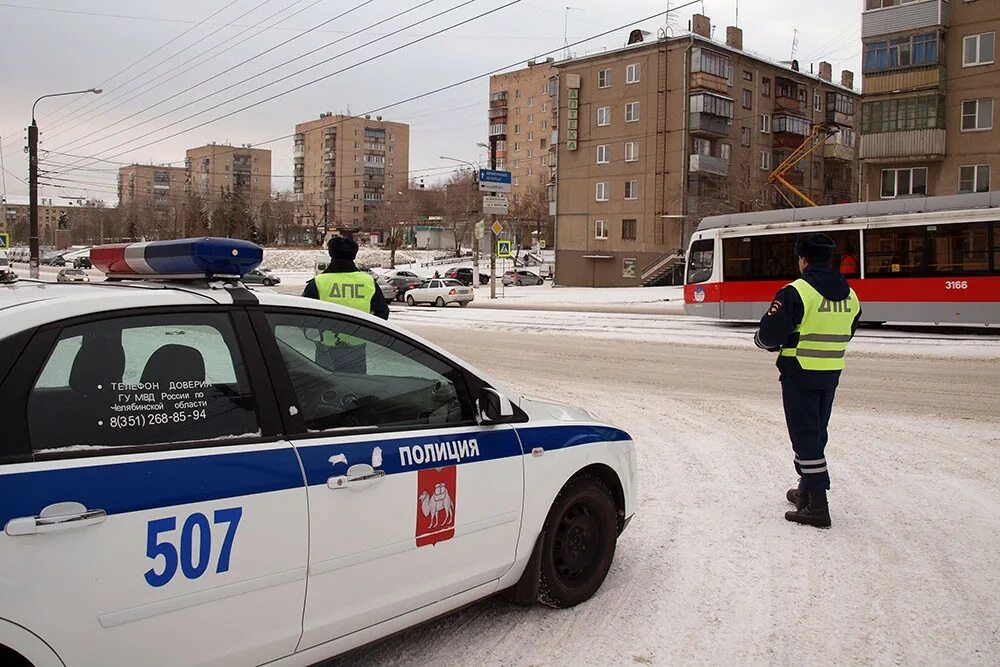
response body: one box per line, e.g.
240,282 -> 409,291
0,0 -> 862,204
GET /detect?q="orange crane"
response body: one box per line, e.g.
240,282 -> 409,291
768,122 -> 840,208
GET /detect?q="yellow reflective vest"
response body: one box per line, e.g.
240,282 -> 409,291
313,271 -> 376,314
779,279 -> 860,371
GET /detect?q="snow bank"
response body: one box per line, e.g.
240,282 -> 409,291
260,247 -> 454,273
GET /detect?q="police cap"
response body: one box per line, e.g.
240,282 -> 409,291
794,233 -> 836,265
328,235 -> 359,260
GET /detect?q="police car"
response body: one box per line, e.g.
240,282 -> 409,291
0,239 -> 638,667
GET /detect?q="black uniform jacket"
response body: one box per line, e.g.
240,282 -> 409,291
754,266 -> 862,388
302,259 -> 391,320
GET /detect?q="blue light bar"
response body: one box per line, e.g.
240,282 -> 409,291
92,238 -> 264,278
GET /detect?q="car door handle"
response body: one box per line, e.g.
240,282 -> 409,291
5,507 -> 107,537
327,464 -> 385,491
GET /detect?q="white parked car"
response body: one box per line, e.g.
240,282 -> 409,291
56,268 -> 90,283
0,238 -> 637,667
405,278 -> 475,307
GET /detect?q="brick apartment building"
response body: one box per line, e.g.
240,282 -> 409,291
185,143 -> 272,205
860,0 -> 999,199
549,16 -> 860,287
117,164 -> 186,209
292,113 -> 410,233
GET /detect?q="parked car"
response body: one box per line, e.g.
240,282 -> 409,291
381,269 -> 420,280
74,255 -> 93,269
56,268 -> 90,283
445,267 -> 489,286
405,278 -> 475,307
376,276 -> 398,301
388,276 -> 422,302
503,270 -> 544,286
0,252 -> 8,270
242,268 -> 281,287
42,253 -> 67,267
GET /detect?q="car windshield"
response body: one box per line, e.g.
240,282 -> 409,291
64,269 -> 84,275
442,280 -> 464,287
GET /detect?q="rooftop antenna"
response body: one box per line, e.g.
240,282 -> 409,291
564,6 -> 582,59
791,28 -> 800,60
735,0 -> 739,28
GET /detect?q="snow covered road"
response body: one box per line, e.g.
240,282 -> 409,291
328,325 -> 1000,666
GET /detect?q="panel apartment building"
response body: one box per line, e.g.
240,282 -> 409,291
185,143 -> 272,205
117,164 -> 187,209
293,113 -> 410,231
859,0 -> 999,200
550,16 -> 860,287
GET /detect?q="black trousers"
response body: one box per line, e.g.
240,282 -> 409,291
781,376 -> 838,491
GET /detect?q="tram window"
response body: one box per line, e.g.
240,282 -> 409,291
687,239 -> 715,284
994,223 -> 1000,274
722,230 -> 860,281
752,233 -> 799,281
864,227 -> 925,276
926,222 -> 991,274
722,237 -> 752,280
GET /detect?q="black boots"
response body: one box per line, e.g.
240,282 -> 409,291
786,481 -> 808,510
785,489 -> 831,528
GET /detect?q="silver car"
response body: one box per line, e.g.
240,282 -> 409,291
404,279 -> 474,307
56,268 -> 90,283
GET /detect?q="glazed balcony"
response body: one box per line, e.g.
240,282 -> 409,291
862,0 -> 949,40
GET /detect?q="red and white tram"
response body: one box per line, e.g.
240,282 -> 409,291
684,192 -> 1000,325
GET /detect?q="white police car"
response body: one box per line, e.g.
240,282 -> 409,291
0,239 -> 637,667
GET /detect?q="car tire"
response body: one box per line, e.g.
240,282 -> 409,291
536,279 -> 544,285
459,300 -> 468,307
435,297 -> 446,308
406,295 -> 415,306
537,474 -> 618,609
262,279 -> 274,287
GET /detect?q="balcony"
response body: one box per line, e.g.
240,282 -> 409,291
825,176 -> 853,194
862,65 -> 944,95
689,112 -> 730,137
862,0 -> 949,40
488,107 -> 507,120
689,72 -> 729,96
292,145 -> 305,159
823,142 -> 856,161
860,128 -> 946,161
489,123 -> 507,138
689,154 -> 729,177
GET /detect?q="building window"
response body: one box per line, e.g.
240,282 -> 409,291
541,119 -> 548,130
541,102 -> 548,112
814,93 -> 823,112
527,166 -> 534,176
597,144 -> 610,164
624,180 -> 639,200
527,131 -> 534,141
622,258 -> 637,278
959,165 -> 991,193
596,182 -> 609,201
515,89 -> 521,99
743,70 -> 753,81
691,47 -> 732,81
693,137 -> 712,156
515,107 -> 521,116
863,95 -> 944,133
760,151 -> 771,170
513,176 -> 520,186
598,68 -> 611,88
864,33 -> 940,73
961,99 -> 994,131
626,63 -> 641,84
689,93 -> 735,119
625,102 -> 640,122
513,141 -> 520,152
527,148 -> 534,158
541,138 -> 547,149
798,88 -> 808,104
595,219 -> 609,239
720,143 -> 732,162
880,167 -> 928,198
527,114 -> 534,123
741,126 -> 751,146
963,32 -> 996,67
762,77 -> 771,96
624,141 -> 638,162
760,114 -> 771,133
528,96 -> 535,107
597,106 -> 611,126
514,124 -> 521,134
622,219 -> 637,240
742,89 -> 752,109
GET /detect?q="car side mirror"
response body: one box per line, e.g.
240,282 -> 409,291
478,387 -> 514,424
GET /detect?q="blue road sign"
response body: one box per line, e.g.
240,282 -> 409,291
0,233 -> 9,249
479,169 -> 512,194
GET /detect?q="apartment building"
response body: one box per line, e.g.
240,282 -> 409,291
552,17 -> 860,287
117,164 -> 186,209
185,143 -> 272,204
292,113 -> 410,231
1,196 -> 103,246
488,58 -> 557,207
860,0 -> 999,199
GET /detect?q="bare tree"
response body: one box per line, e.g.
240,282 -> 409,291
441,171 -> 480,255
508,184 -> 551,252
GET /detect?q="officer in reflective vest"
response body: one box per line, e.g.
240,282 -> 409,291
303,236 -> 390,320
755,233 -> 862,528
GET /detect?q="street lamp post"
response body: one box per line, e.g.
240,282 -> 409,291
478,140 -> 499,300
439,155 -> 481,282
29,88 -> 101,278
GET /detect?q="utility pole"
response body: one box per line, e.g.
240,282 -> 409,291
489,136 -> 498,300
28,121 -> 38,278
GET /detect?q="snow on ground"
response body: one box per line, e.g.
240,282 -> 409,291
389,306 -> 1000,360
330,328 -> 1000,667
260,247 -> 452,273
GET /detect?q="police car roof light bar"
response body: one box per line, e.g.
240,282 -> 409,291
90,238 -> 264,280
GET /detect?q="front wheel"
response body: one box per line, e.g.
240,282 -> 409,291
262,279 -> 274,286
536,279 -> 544,285
435,297 -> 446,308
406,295 -> 415,306
459,300 -> 468,307
537,474 -> 618,608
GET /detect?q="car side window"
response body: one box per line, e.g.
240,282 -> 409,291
265,311 -> 473,433
28,313 -> 259,452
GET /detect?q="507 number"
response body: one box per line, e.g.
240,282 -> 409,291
945,281 -> 969,290
144,508 -> 243,588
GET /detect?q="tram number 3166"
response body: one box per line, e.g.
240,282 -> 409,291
945,280 -> 969,290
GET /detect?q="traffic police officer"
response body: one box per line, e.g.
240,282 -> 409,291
755,233 -> 862,528
303,236 -> 390,320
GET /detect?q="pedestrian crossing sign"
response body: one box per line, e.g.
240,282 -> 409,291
497,240 -> 512,258
0,233 -> 9,249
